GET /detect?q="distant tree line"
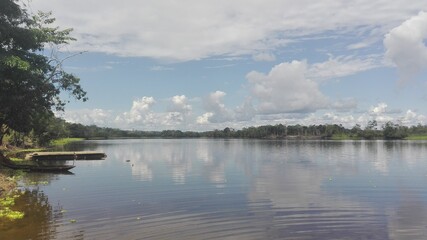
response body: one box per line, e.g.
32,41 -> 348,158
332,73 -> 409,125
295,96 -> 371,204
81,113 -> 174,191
5,116 -> 427,148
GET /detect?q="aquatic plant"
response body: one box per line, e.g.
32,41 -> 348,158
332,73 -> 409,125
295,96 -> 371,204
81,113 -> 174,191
0,193 -> 25,220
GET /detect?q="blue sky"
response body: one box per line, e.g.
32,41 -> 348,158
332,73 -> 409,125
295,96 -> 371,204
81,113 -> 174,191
31,0 -> 427,131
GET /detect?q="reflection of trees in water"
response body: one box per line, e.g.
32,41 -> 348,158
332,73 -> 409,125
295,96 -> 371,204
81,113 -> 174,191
21,172 -> 67,185
0,188 -> 63,240
0,171 -> 75,240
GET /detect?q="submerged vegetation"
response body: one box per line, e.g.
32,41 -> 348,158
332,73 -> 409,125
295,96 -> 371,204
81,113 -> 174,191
0,173 -> 24,220
0,193 -> 25,220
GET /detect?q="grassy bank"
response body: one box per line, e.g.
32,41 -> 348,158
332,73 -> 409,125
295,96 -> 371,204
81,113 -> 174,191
49,138 -> 84,147
0,138 -> 83,162
404,135 -> 427,140
330,134 -> 360,140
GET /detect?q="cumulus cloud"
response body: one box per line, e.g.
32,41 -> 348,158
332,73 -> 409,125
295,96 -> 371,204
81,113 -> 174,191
197,112 -> 214,125
162,112 -> 185,126
384,11 -> 427,83
234,99 -> 256,121
247,60 -> 328,114
169,95 -> 192,113
322,112 -> 355,125
369,102 -> 388,115
115,97 -> 156,125
200,91 -> 234,123
401,110 -> 427,125
31,0 -> 425,61
115,96 -> 194,129
351,102 -> 403,127
61,100 -> 427,130
164,95 -> 193,126
197,91 -> 257,125
59,108 -> 112,126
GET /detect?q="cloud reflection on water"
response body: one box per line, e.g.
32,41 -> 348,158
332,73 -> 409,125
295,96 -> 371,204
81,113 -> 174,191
68,139 -> 427,239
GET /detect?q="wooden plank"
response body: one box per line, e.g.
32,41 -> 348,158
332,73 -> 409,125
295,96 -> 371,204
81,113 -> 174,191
28,151 -> 107,161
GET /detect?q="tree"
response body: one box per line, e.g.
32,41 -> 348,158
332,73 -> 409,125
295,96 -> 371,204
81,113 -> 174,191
0,0 -> 87,145
350,124 -> 362,138
363,120 -> 379,139
382,121 -> 408,140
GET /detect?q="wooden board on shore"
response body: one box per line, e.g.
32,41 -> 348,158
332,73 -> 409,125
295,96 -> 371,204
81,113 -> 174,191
28,151 -> 107,161
2,162 -> 75,172
0,156 -> 75,172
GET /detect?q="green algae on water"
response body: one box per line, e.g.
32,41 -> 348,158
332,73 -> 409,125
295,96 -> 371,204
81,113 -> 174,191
0,193 -> 25,220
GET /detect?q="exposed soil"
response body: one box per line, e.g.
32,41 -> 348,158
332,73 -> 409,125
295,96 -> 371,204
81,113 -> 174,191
0,172 -> 16,198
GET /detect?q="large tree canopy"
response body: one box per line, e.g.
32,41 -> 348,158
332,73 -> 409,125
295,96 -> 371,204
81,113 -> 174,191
0,0 -> 87,144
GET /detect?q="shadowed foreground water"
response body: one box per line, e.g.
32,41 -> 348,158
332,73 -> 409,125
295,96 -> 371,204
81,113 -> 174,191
1,139 -> 427,239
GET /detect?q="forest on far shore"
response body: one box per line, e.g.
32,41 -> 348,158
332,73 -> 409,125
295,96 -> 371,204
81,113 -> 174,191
3,116 -> 427,148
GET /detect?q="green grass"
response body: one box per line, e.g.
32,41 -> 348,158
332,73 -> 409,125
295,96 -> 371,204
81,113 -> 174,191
330,134 -> 360,140
2,138 -> 82,162
50,138 -> 84,147
404,135 -> 427,140
2,148 -> 45,161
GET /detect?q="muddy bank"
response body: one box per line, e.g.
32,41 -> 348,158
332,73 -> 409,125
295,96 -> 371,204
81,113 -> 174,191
0,172 -> 16,198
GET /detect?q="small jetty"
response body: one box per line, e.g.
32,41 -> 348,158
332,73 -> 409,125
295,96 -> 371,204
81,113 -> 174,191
27,151 -> 107,161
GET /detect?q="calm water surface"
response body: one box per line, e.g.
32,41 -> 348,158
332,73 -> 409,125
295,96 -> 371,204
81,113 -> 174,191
1,139 -> 427,239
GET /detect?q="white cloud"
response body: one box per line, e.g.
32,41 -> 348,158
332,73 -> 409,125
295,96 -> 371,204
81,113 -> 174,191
59,108 -> 112,126
384,11 -> 427,83
234,99 -> 256,121
347,27 -> 386,50
197,112 -> 214,125
401,110 -> 427,126
330,98 -> 358,112
197,91 -> 258,125
162,112 -> 185,126
319,112 -> 355,127
252,52 -> 276,62
169,95 -> 192,113
308,55 -> 381,81
115,96 -> 193,129
115,97 -> 156,124
61,100 -> 427,131
352,102 -> 406,127
247,60 -> 328,114
150,66 -> 174,71
370,102 -> 388,115
200,91 -> 234,123
31,0 -> 426,61
164,95 -> 193,126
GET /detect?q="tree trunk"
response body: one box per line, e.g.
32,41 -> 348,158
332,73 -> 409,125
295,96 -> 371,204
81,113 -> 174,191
0,123 -> 8,146
0,131 -> 4,146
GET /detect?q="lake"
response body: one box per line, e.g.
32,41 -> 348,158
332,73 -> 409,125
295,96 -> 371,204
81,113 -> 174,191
1,139 -> 427,239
